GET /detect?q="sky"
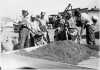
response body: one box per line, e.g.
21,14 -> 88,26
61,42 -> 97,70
0,0 -> 99,18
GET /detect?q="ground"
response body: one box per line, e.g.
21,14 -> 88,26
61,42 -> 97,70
1,28 -> 99,70
0,13 -> 100,70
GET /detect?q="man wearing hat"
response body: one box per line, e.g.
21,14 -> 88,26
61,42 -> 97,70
18,10 -> 32,49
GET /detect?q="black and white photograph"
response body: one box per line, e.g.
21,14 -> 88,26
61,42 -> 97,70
0,0 -> 100,70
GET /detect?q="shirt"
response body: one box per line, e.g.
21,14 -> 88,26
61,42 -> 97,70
81,13 -> 93,25
30,20 -> 41,34
18,16 -> 32,30
68,17 -> 76,28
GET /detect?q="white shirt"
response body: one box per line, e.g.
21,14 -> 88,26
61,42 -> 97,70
30,20 -> 41,33
18,16 -> 32,29
81,13 -> 93,25
68,17 -> 77,28
40,15 -> 49,26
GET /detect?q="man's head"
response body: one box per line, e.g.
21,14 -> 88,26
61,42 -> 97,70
40,11 -> 45,19
30,15 -> 36,22
22,10 -> 29,18
74,9 -> 81,17
57,14 -> 62,20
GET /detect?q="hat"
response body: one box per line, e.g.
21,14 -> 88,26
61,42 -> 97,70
92,15 -> 98,23
92,15 -> 98,20
22,10 -> 29,16
41,11 -> 45,16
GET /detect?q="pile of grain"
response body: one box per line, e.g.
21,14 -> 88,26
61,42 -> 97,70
16,40 -> 98,64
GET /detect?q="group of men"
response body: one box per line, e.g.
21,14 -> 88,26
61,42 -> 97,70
0,8 -> 98,52
14,10 -> 50,49
74,9 -> 98,47
17,9 -> 98,49
53,9 -> 98,48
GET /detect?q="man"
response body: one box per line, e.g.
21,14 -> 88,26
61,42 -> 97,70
30,15 -> 45,46
18,10 -> 33,49
74,9 -> 96,47
54,14 -> 68,41
68,11 -> 81,43
39,12 -> 50,43
18,10 -> 31,28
